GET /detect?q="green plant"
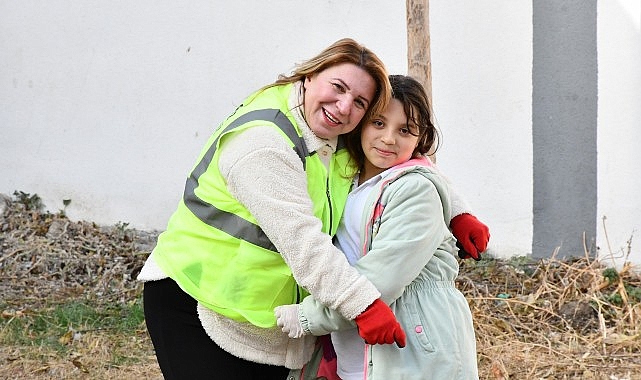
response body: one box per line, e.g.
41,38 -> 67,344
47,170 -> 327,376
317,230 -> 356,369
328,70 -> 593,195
0,297 -> 146,349
59,198 -> 72,217
12,190 -> 44,211
602,267 -> 620,284
625,285 -> 641,303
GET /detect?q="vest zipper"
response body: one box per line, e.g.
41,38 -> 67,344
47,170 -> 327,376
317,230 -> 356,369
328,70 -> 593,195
326,176 -> 333,233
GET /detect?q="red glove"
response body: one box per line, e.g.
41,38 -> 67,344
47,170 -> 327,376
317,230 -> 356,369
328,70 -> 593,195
354,299 -> 406,347
450,213 -> 490,261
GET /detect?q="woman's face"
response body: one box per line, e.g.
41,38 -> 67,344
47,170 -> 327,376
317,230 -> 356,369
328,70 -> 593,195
303,63 -> 376,140
360,98 -> 419,178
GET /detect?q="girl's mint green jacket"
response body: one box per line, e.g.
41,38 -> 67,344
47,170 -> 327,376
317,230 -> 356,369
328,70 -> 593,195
290,157 -> 479,380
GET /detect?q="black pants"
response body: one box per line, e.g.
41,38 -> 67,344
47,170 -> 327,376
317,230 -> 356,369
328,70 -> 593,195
143,278 -> 290,380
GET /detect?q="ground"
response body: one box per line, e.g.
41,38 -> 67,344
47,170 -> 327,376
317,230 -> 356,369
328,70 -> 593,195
1,192 -> 640,379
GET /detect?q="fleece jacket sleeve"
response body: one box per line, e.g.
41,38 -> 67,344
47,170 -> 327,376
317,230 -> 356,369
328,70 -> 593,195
218,126 -> 380,320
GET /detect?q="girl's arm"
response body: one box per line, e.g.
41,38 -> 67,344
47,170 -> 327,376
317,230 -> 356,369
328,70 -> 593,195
297,172 -> 450,335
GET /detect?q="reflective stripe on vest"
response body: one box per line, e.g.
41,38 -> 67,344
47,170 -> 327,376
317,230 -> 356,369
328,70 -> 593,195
183,108 -> 309,252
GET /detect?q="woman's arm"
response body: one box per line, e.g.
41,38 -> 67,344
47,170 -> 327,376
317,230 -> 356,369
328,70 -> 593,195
219,126 -> 380,320
426,156 -> 491,259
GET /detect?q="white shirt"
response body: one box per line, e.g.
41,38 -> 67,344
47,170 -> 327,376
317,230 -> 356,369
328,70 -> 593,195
332,171 -> 388,380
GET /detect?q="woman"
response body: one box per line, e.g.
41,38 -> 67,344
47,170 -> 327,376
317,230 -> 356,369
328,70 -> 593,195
138,38 -> 407,380
277,75 -> 480,379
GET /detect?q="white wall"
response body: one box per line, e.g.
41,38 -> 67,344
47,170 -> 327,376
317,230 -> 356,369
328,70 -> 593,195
429,0 -> 533,258
597,0 -> 641,268
2,1 -> 640,266
0,0 -> 406,228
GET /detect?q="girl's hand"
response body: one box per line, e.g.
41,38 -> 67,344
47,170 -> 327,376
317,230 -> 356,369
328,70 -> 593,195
274,304 -> 306,338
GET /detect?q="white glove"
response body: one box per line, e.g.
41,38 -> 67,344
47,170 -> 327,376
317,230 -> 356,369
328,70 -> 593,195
274,304 -> 305,338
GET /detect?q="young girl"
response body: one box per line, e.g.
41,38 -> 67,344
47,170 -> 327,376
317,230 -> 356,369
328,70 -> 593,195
276,75 -> 479,379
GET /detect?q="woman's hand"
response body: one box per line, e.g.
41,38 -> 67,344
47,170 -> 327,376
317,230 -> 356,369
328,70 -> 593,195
450,213 -> 490,260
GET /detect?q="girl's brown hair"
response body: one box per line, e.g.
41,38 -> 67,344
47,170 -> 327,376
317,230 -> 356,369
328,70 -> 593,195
345,74 -> 441,171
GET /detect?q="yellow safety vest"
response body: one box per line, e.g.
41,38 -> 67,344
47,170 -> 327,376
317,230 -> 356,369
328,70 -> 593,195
153,83 -> 354,327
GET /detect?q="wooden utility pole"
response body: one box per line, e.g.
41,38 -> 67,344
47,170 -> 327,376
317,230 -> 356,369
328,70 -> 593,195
406,0 -> 436,159
406,0 -> 432,101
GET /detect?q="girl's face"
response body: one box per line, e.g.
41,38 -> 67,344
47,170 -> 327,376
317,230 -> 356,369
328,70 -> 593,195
360,98 -> 419,179
303,63 -> 376,140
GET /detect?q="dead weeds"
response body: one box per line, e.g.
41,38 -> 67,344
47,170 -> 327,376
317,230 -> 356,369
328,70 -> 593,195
0,192 -> 161,380
1,192 -> 640,379
460,253 -> 640,379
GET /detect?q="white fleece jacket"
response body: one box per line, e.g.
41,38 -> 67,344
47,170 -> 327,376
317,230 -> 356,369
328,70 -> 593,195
139,82 -> 380,368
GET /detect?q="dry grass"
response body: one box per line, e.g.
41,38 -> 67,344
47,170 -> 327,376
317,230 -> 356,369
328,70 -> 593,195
1,192 -> 640,379
0,192 -> 162,379
459,250 -> 641,379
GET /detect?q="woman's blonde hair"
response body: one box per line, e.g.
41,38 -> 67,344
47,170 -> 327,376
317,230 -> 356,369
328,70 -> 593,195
271,38 -> 391,129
